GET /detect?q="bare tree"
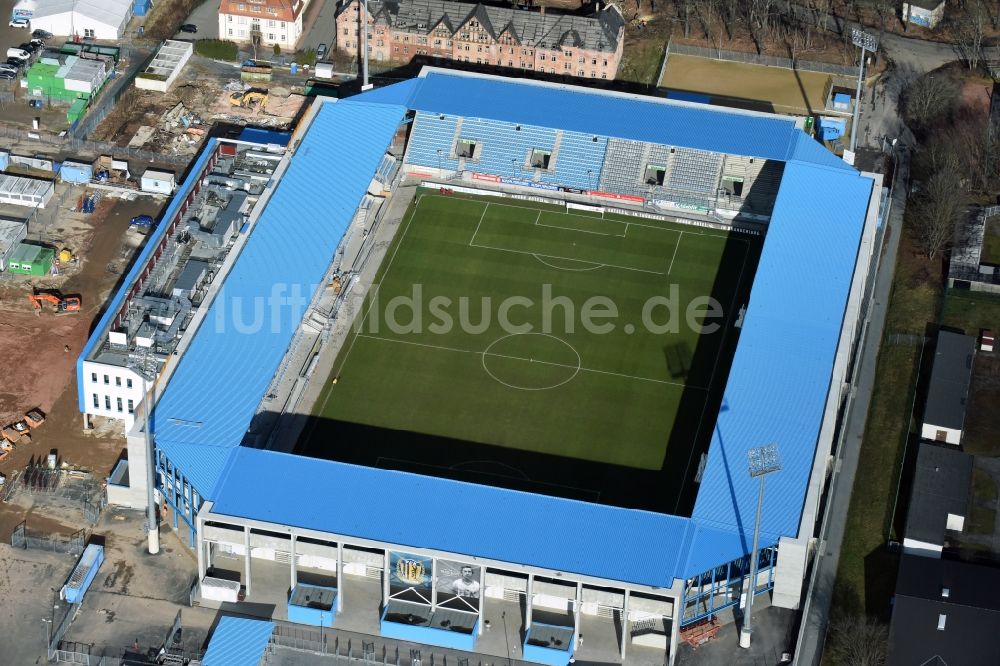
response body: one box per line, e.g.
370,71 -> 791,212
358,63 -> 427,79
912,169 -> 964,259
901,72 -> 960,131
825,614 -> 888,666
696,0 -> 726,56
809,0 -> 833,32
955,0 -> 988,70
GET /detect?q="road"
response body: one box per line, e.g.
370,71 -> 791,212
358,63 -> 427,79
298,0 -> 339,53
182,0 -> 220,40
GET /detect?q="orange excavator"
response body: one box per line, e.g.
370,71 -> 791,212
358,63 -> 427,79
28,290 -> 81,314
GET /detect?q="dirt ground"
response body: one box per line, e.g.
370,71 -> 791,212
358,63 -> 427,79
0,514 -> 214,665
661,54 -> 855,115
0,195 -> 167,541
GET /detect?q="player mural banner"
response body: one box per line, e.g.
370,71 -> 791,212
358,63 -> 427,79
389,551 -> 433,603
435,560 -> 481,612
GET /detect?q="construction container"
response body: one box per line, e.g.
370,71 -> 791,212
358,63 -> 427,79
7,243 -> 54,275
140,169 -> 176,194
313,62 -> 334,80
62,544 -> 104,604
201,576 -> 241,602
0,219 -> 28,272
59,160 -> 93,184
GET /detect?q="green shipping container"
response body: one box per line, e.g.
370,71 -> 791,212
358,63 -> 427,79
68,98 -> 88,124
7,244 -> 54,276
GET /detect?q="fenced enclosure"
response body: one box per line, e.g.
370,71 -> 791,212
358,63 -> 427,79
270,621 -> 535,666
666,41 -> 856,77
10,521 -> 87,554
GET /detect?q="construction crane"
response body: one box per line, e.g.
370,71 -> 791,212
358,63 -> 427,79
28,290 -> 81,314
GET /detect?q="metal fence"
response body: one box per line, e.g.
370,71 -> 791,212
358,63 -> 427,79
667,40 -> 856,77
0,124 -> 191,166
270,620 -> 535,666
10,521 -> 87,554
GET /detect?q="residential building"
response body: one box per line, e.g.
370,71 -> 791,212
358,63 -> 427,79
219,0 -> 305,51
921,330 -> 975,445
888,554 -> 1000,665
335,0 -> 625,80
902,442 -> 973,557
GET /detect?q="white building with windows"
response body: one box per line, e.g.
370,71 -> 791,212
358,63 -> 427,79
218,0 -> 305,51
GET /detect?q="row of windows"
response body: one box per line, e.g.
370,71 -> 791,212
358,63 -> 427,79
91,372 -> 134,389
228,15 -> 286,27
92,393 -> 135,414
228,28 -> 287,40
235,3 -> 279,13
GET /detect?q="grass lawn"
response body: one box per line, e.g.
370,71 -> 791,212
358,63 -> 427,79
969,467 -> 998,535
660,54 -> 851,116
834,223 -> 942,619
619,27 -> 668,87
982,218 -> 1000,265
312,191 -> 749,473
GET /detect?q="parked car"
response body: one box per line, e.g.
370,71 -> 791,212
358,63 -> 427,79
129,214 -> 155,229
6,48 -> 29,61
179,23 -> 197,34
5,58 -> 23,69
19,42 -> 38,54
31,29 -> 52,39
30,38 -> 45,47
316,43 -> 328,59
0,70 -> 17,80
9,18 -> 29,29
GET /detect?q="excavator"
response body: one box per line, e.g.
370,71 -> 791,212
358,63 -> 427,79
28,290 -> 81,314
229,88 -> 268,109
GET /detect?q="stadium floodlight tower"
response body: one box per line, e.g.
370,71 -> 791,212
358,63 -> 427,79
128,348 -> 160,555
360,0 -> 372,90
739,443 -> 782,649
849,28 -> 878,153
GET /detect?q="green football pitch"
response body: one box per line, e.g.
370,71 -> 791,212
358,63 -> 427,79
311,191 -> 752,474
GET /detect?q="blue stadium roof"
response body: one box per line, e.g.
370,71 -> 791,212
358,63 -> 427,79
691,161 -> 873,541
213,447 -> 753,588
80,70 -> 875,587
202,616 -> 274,666
403,70 -> 850,166
151,99 -> 406,497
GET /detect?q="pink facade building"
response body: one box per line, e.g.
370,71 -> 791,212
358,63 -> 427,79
335,0 -> 625,80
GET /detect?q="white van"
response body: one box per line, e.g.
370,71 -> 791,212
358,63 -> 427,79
6,48 -> 29,61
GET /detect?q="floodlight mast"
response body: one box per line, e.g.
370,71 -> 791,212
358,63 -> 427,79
128,349 -> 159,555
849,28 -> 878,153
361,0 -> 371,90
739,444 -> 781,649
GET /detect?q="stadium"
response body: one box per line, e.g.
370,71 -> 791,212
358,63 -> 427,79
78,68 -> 883,664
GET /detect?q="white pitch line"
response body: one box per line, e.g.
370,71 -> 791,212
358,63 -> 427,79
426,193 -> 738,240
667,232 -> 683,275
357,334 -> 706,389
469,201 -> 490,246
535,219 -> 621,237
470,240 -> 666,276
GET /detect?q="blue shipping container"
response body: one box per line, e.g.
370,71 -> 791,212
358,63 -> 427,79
63,544 -> 104,604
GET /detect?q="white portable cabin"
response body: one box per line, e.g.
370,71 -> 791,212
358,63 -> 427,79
140,168 -> 176,195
